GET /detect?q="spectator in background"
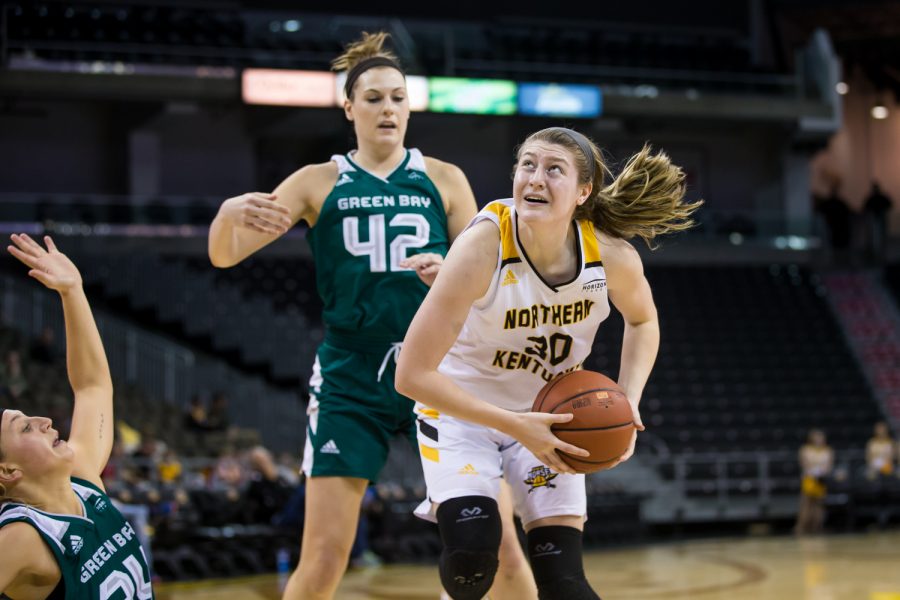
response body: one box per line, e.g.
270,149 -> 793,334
206,391 -> 230,432
29,326 -> 59,365
814,182 -> 852,265
134,428 -> 166,480
116,419 -> 142,454
866,421 -> 895,480
158,449 -> 183,485
101,438 -> 127,490
184,394 -> 209,432
0,350 -> 29,400
209,446 -> 245,524
244,446 -> 295,524
277,451 -> 301,487
211,446 -> 245,492
795,429 -> 833,535
863,182 -> 892,265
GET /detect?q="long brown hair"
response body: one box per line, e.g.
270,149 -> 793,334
518,128 -> 702,247
331,32 -> 402,100
0,409 -> 7,502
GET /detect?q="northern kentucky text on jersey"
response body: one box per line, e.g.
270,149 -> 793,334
503,299 -> 596,330
336,195 -> 432,210
491,350 -> 583,382
79,521 -> 138,583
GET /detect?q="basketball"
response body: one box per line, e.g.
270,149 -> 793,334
532,370 -> 635,473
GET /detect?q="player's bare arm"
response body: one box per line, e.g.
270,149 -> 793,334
7,234 -> 113,487
600,233 -> 658,464
0,501 -> 62,597
208,161 -> 337,268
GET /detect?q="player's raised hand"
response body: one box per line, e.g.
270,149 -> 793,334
511,412 -> 589,475
218,192 -> 292,236
7,234 -> 82,294
399,252 -> 444,287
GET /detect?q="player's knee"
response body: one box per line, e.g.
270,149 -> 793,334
527,526 -> 599,600
436,496 -> 502,600
299,539 -> 353,582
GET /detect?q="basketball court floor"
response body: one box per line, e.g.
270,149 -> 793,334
156,529 -> 900,599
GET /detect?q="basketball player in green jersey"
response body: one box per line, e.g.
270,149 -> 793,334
0,234 -> 154,599
209,32 -> 535,599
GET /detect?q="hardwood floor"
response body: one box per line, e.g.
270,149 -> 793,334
155,530 -> 900,599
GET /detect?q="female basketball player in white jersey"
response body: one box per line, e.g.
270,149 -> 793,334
866,421 -> 895,479
795,428 -> 833,535
396,127 -> 700,599
0,234 -> 154,599
209,32 -> 535,600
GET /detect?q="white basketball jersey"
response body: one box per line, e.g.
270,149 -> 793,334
438,199 -> 611,412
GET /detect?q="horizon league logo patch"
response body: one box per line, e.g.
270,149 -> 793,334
456,506 -> 490,523
582,278 -> 607,293
93,497 -> 108,513
524,466 -> 558,494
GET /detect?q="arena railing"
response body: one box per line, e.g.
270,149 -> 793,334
0,272 -> 306,453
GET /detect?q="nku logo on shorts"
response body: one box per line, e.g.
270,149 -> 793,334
524,466 -> 558,493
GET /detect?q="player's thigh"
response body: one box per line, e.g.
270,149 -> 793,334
503,442 -> 586,529
303,346 -> 395,481
415,411 -> 504,516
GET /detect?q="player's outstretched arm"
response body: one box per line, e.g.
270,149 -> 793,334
7,234 -> 113,486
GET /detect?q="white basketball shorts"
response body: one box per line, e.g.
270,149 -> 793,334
413,405 -> 586,526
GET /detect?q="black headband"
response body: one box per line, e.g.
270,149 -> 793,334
343,56 -> 404,99
548,127 -> 596,181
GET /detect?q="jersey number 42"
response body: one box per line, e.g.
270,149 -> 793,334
343,214 -> 430,273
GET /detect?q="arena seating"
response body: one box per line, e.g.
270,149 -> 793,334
68,252 -> 321,386
586,264 -> 880,456
885,263 -> 900,311
77,254 -> 879,459
6,2 -> 783,91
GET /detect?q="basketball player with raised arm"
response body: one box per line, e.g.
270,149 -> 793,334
397,128 -> 701,599
0,234 -> 154,599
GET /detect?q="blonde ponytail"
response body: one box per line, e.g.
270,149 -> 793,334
584,144 -> 702,247
518,128 -> 701,247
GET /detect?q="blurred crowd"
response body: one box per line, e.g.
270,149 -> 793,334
797,422 -> 900,535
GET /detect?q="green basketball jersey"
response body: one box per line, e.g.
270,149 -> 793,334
0,477 -> 153,599
307,148 -> 450,348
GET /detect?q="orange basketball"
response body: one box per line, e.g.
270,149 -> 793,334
532,370 -> 635,473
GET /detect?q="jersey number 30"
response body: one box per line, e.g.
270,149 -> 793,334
343,214 -> 430,272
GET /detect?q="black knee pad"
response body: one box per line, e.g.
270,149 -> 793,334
527,526 -> 600,600
436,495 -> 502,600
